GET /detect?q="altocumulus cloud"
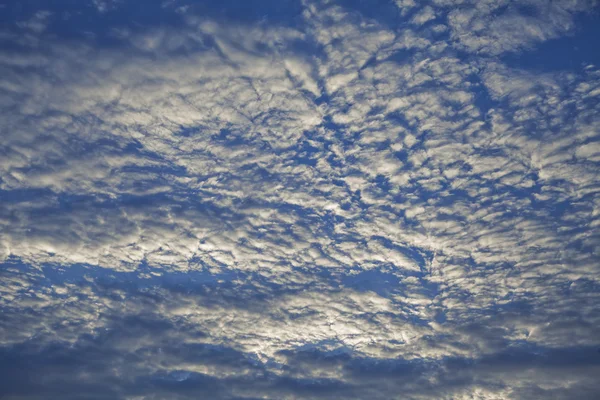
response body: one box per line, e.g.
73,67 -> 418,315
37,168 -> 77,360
1,0 -> 600,399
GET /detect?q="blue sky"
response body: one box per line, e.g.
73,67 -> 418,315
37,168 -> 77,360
1,0 -> 600,399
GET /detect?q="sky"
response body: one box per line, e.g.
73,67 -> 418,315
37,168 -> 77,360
0,0 -> 599,399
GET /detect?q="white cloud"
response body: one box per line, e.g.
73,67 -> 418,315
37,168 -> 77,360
410,6 -> 437,25
16,11 -> 52,33
441,0 -> 596,55
1,0 -> 600,397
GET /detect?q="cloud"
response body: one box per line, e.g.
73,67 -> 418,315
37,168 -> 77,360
410,6 -> 437,26
441,0 -> 597,55
92,0 -> 121,13
16,11 -> 53,33
1,0 -> 599,398
2,262 -> 599,400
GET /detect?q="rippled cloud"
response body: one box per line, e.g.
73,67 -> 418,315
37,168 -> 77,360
1,0 -> 599,399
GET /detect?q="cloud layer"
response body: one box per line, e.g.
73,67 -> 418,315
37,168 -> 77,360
1,0 -> 599,398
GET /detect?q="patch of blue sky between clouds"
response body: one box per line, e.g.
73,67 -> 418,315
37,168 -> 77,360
1,0 -> 600,399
